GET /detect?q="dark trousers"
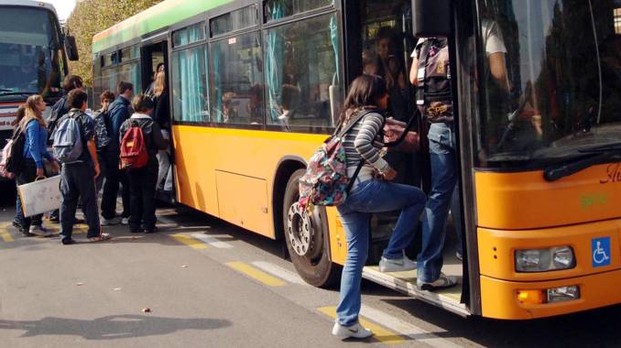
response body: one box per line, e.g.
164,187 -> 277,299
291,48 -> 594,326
59,163 -> 100,240
127,159 -> 158,231
101,150 -> 130,219
15,159 -> 44,230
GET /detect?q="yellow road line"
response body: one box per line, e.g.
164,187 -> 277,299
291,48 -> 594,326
318,306 -> 404,345
171,233 -> 208,249
0,223 -> 14,243
226,261 -> 286,287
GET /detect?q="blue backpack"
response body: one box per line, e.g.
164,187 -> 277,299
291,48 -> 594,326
52,111 -> 83,163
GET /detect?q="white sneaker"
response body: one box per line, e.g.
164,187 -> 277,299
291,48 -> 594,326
101,216 -> 121,226
121,217 -> 129,225
332,322 -> 373,339
378,253 -> 417,272
29,224 -> 52,237
417,273 -> 457,291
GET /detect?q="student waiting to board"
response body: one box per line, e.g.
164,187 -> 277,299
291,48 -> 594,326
17,95 -> 59,237
119,94 -> 169,234
57,89 -> 109,245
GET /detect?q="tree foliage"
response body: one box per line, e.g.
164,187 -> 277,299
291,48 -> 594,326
66,0 -> 163,86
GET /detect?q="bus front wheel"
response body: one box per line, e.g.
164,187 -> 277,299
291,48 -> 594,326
283,169 -> 340,288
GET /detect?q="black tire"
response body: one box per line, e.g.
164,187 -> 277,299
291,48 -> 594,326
282,169 -> 341,288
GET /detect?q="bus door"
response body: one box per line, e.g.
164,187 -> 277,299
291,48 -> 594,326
141,33 -> 173,202
341,0 -> 469,315
344,0 -> 423,262
140,34 -> 168,95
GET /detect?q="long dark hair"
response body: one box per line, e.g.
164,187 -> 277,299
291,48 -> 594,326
340,74 -> 387,123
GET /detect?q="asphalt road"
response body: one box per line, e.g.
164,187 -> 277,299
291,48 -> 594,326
1,181 -> 620,347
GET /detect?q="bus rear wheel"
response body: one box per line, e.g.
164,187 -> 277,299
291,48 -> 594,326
283,169 -> 340,288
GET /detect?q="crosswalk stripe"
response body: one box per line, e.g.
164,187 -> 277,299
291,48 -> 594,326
191,233 -> 233,249
250,261 -> 309,286
170,233 -> 208,249
318,306 -> 404,345
227,261 -> 286,287
360,305 -> 465,348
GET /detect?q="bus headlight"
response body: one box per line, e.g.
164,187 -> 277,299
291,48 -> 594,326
515,246 -> 575,272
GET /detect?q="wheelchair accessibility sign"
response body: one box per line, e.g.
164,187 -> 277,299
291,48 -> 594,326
592,237 -> 611,268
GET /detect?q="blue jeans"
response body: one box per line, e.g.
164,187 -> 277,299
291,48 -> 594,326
335,179 -> 426,326
418,123 -> 458,283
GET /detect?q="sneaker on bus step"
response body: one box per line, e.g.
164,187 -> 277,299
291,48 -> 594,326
378,252 -> 417,272
331,322 -> 373,339
417,273 -> 457,291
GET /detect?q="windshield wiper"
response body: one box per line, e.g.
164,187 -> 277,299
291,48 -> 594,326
544,145 -> 621,182
578,142 -> 621,153
0,88 -> 12,92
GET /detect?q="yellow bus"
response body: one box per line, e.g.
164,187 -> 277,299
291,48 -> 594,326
93,0 -> 621,320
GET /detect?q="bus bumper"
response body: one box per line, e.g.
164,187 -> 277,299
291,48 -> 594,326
480,270 -> 621,319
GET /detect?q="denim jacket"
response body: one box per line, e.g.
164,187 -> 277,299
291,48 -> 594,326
23,120 -> 53,168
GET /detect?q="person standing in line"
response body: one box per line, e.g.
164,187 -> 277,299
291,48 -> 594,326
101,81 -> 133,225
93,90 -> 115,193
152,71 -> 173,192
58,89 -> 110,245
119,94 -> 169,233
331,75 -> 426,339
17,95 -> 59,237
46,74 -> 84,223
10,105 -> 27,235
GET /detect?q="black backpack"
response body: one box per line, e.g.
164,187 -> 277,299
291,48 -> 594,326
5,120 -> 33,175
93,109 -> 112,150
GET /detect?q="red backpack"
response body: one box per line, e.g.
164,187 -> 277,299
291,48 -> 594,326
119,121 -> 149,170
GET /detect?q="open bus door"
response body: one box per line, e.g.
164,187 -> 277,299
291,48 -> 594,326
140,33 -> 175,203
339,0 -> 471,316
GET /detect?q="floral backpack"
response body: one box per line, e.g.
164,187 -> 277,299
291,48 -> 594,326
298,111 -> 370,209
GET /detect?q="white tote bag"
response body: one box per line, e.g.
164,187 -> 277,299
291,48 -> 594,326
18,176 -> 61,217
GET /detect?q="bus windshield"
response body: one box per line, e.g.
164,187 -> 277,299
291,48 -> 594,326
477,0 -> 621,168
0,6 -> 65,101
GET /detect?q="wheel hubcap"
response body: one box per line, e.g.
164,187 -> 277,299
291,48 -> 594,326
286,202 -> 323,259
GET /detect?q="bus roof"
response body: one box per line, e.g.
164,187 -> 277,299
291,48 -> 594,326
0,0 -> 57,13
92,0 -> 232,54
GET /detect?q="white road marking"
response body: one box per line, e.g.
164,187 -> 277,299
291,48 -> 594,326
250,261 -> 309,286
360,305 -> 477,348
191,233 -> 233,249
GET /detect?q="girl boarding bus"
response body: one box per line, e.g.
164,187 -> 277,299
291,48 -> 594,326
93,0 -> 621,319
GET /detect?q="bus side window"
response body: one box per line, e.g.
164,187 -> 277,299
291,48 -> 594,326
264,13 -> 343,130
209,32 -> 264,125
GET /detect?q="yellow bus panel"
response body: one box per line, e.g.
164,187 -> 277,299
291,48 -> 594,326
172,125 -> 326,238
480,270 -> 621,319
475,164 -> 621,230
215,171 -> 270,233
478,221 -> 620,281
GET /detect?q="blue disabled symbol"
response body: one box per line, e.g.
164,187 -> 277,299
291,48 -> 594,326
592,237 -> 611,267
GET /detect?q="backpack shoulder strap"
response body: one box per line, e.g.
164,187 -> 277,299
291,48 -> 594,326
337,110 -> 375,137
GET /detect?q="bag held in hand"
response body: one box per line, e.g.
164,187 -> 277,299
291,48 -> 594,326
298,111 -> 370,209
119,121 -> 149,170
383,117 -> 420,153
18,176 -> 61,217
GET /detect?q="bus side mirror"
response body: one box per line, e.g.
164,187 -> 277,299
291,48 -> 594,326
413,0 -> 450,37
65,35 -> 79,61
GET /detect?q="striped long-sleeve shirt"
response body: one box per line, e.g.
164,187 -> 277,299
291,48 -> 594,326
341,111 -> 390,181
